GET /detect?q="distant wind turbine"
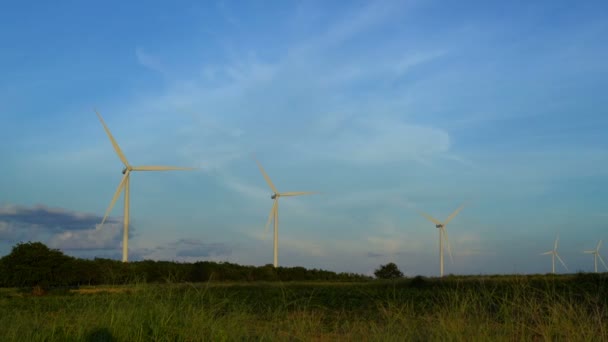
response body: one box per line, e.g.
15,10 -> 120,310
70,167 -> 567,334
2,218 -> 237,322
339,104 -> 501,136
419,203 -> 466,277
541,235 -> 568,274
254,156 -> 318,268
583,240 -> 608,273
96,110 -> 194,262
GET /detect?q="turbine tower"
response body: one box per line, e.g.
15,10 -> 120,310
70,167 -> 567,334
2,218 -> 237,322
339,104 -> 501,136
541,235 -> 568,274
419,203 -> 466,277
254,157 -> 317,268
583,240 -> 608,273
96,110 -> 194,262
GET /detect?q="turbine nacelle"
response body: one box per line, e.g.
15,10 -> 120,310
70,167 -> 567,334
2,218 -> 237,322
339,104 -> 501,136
271,193 -> 278,200
122,167 -> 129,174
435,224 -> 443,229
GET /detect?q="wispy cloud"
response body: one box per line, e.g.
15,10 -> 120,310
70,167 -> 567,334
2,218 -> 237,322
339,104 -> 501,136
114,1 -> 458,176
294,0 -> 409,54
298,117 -> 452,164
246,229 -> 328,258
215,171 -> 323,220
216,0 -> 240,27
451,232 -> 486,257
171,238 -> 231,258
135,47 -> 165,75
48,223 -> 124,251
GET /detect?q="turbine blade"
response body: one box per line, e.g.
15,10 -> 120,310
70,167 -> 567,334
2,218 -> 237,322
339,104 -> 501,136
556,254 -> 568,271
100,173 -> 128,227
583,250 -> 595,254
280,191 -> 319,197
444,202 -> 466,225
598,255 -> 608,271
554,235 -> 559,250
597,239 -> 603,251
96,110 -> 130,167
442,227 -> 454,264
264,200 -> 277,234
132,166 -> 196,171
419,212 -> 442,226
253,156 -> 278,193
541,251 -> 553,255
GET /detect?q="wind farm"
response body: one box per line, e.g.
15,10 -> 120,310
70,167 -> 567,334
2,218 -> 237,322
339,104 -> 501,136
1,0 -> 607,340
0,78 -> 606,342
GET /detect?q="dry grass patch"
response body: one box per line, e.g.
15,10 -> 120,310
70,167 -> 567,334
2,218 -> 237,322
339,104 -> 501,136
71,287 -> 135,294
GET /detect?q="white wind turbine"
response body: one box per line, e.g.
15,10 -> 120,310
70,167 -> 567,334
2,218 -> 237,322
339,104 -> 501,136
96,110 -> 194,262
254,157 -> 317,268
583,240 -> 608,273
419,203 -> 466,277
541,235 -> 568,274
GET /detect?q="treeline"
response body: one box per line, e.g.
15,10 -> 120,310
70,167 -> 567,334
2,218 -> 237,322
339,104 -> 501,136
0,242 -> 372,288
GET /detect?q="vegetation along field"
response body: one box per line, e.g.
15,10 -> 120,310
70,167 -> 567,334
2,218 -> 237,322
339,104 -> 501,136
1,242 -> 608,341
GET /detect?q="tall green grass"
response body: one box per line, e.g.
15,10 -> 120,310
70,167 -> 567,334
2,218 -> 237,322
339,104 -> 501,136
1,275 -> 606,341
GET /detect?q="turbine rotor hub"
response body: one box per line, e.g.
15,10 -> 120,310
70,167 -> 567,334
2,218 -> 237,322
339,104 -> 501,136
271,193 -> 277,200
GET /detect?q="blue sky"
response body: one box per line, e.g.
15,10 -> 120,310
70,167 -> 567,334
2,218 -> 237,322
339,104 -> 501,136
1,0 -> 607,276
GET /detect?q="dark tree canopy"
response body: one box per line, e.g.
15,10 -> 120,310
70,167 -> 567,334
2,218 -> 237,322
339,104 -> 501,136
374,262 -> 404,279
0,241 -> 75,288
0,242 -> 372,288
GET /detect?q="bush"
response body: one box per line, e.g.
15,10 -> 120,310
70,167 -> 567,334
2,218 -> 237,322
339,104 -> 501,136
0,241 -> 74,289
374,263 -> 404,279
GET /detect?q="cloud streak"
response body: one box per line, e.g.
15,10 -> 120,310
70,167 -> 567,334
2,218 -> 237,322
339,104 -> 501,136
299,117 -> 452,164
0,204 -> 114,231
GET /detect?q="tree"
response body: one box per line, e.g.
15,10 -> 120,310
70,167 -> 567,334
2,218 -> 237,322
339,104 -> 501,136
1,241 -> 74,289
0,241 -> 375,288
374,262 -> 404,279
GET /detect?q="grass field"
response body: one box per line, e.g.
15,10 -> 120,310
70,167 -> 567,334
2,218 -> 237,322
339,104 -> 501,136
1,274 -> 607,341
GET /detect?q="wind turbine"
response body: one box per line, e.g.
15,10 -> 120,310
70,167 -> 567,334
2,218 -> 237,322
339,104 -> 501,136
254,157 -> 317,268
419,203 -> 466,277
96,110 -> 194,262
583,240 -> 608,273
541,235 -> 568,274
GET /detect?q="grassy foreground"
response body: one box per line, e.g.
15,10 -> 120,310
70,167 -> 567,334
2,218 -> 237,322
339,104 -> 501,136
1,274 -> 607,341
